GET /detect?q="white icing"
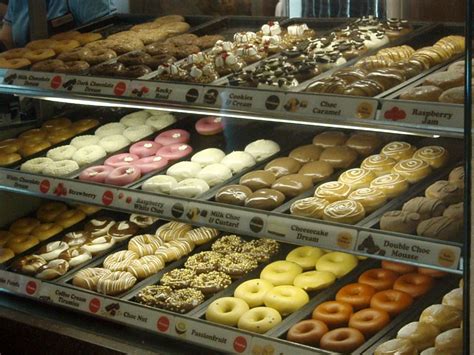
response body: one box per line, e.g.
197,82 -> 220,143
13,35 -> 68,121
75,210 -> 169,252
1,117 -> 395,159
191,148 -> 226,167
178,145 -> 188,151
144,143 -> 153,148
244,139 -> 280,162
172,133 -> 181,138
142,175 -> 178,194
117,222 -> 130,231
225,54 -> 238,66
196,163 -> 233,186
125,168 -> 135,174
221,151 -> 256,174
124,157 -> 134,162
153,156 -> 162,162
190,66 -> 203,78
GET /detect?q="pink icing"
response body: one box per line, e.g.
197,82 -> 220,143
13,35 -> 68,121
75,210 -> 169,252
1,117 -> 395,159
104,153 -> 140,168
79,165 -> 114,183
195,116 -> 224,135
154,129 -> 190,146
134,156 -> 169,174
129,141 -> 162,158
156,143 -> 193,160
105,166 -> 141,186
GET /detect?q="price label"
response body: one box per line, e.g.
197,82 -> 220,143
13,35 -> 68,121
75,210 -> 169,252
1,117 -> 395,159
172,317 -> 251,354
379,100 -> 464,129
129,80 -> 202,104
187,202 -> 267,237
3,70 -> 65,90
2,170 -> 59,195
0,271 -> 41,297
356,231 -> 461,270
265,215 -> 357,250
48,284 -> 105,314
56,179 -> 118,207
59,75 -> 130,96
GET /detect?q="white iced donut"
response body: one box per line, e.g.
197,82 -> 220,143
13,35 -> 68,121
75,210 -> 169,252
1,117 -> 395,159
95,122 -> 126,137
20,157 -> 53,173
120,110 -> 150,127
99,134 -> 131,153
142,175 -> 178,194
221,151 -> 256,173
70,135 -> 100,149
170,178 -> 209,198
166,161 -> 202,181
42,160 -> 80,176
191,148 -> 226,167
245,139 -> 280,161
196,163 -> 232,186
37,241 -> 69,261
72,145 -> 107,166
123,125 -> 154,142
145,113 -> 176,131
47,145 -> 77,161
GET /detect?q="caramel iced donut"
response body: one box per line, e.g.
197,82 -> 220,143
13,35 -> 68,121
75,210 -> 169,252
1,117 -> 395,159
11,255 -> 46,275
397,321 -> 440,352
316,252 -> 358,278
184,251 -> 222,274
264,285 -> 309,315
103,250 -> 139,271
160,268 -> 196,289
37,240 -> 69,261
7,234 -> 39,254
286,246 -> 325,270
361,154 -> 397,177
96,270 -> 137,295
289,144 -> 323,163
190,270 -> 232,295
82,235 -> 115,255
127,255 -> 165,279
358,268 -> 399,291
382,260 -> 416,274
393,273 -> 434,298
419,304 -> 462,331
260,260 -> 303,286
290,197 -> 330,219
336,283 -> 376,310
155,221 -> 191,241
349,308 -> 390,337
183,226 -> 219,245
206,297 -> 250,326
72,267 -> 111,291
320,146 -> 358,169
346,132 -> 383,157
238,307 -> 282,334
370,173 -> 409,199
36,259 -> 70,280
54,209 -> 86,228
392,158 -> 432,184
338,168 -> 376,191
312,301 -> 354,328
320,327 -> 365,353
128,234 -> 163,257
349,187 -> 387,213
314,181 -> 351,202
9,217 -> 41,235
413,146 -> 449,169
323,199 -> 366,225
107,221 -> 139,242
234,279 -> 274,307
36,202 -> 68,223
218,252 -> 258,279
374,338 -> 417,355
58,246 -> 92,267
313,131 -> 348,148
370,289 -> 413,317
381,141 -> 416,161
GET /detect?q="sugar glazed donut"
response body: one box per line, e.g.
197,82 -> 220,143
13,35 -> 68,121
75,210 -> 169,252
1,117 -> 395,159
287,319 -> 329,346
312,301 -> 354,328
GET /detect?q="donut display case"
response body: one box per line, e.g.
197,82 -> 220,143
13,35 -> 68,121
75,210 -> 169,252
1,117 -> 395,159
0,1 -> 470,354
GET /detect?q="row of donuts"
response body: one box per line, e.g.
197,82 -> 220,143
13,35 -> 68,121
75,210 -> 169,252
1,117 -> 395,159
306,35 -> 465,97
142,137 -> 280,198
290,134 -> 449,225
0,116 -> 100,167
19,110 -> 176,177
374,276 -> 463,354
380,165 -> 464,240
72,221 -> 219,296
133,234 -> 280,314
0,201 -> 96,264
204,247 -> 360,335
10,213 -> 155,280
80,116 -> 225,187
286,260 -> 443,353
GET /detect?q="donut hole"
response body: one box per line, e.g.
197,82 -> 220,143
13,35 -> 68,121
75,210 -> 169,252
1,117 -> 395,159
361,314 -> 375,322
299,323 -> 315,333
280,290 -> 293,297
222,305 -> 234,313
335,330 -> 350,341
326,305 -> 340,314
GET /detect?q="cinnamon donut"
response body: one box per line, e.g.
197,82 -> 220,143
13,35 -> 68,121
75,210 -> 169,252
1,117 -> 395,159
381,141 -> 416,161
312,300 -> 354,328
392,158 -> 432,184
393,273 -> 434,298
335,283 -> 376,310
322,199 -> 366,225
349,308 -> 390,337
370,289 -> 413,317
358,268 -> 399,291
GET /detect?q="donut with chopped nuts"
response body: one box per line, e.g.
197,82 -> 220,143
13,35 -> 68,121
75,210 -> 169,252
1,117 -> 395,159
160,268 -> 196,289
218,252 -> 258,279
134,285 -> 173,308
241,239 -> 280,263
211,235 -> 245,254
164,287 -> 205,313
184,251 -> 223,274
190,271 -> 232,295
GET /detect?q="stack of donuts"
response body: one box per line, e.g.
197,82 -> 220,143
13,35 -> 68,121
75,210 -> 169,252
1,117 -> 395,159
0,116 -> 99,167
286,260 -> 441,353
143,131 -> 280,198
134,234 -> 279,313
20,110 -> 175,178
205,246 -> 358,334
0,201 -> 87,264
374,277 -> 463,354
73,221 -> 218,296
380,165 -> 463,240
290,131 -> 449,225
11,213 -> 153,281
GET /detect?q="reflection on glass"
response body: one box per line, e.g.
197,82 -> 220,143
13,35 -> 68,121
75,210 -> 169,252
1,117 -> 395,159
301,0 -> 384,18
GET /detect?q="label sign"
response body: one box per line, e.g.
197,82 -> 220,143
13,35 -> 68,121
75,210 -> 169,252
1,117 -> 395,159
2,171 -> 57,195
0,271 -> 40,297
356,231 -> 461,270
250,337 -> 317,355
48,285 -> 104,314
3,70 -> 64,90
59,180 -> 117,206
283,93 -> 377,120
265,215 -> 357,250
172,317 -> 251,354
60,75 -> 130,96
379,100 -> 464,128
187,202 -> 267,237
129,80 -> 202,104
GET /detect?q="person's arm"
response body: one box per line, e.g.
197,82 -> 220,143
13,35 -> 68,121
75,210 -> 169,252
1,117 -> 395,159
0,21 -> 13,50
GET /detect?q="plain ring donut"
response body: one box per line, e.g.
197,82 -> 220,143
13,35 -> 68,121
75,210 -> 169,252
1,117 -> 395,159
205,297 -> 249,326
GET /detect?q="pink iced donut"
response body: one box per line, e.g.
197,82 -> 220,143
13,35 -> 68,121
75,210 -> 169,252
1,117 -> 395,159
104,153 -> 140,168
154,129 -> 190,146
105,166 -> 141,186
129,141 -> 162,158
156,143 -> 193,161
79,165 -> 114,183
195,116 -> 223,135
134,156 -> 169,174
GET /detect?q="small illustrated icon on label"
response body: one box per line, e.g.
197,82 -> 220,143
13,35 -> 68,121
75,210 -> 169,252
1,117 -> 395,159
102,191 -> 114,206
89,298 -> 101,313
356,101 -> 374,119
114,82 -> 127,96
384,106 -> 407,121
175,321 -> 187,335
39,179 -> 51,193
233,336 -> 247,353
25,281 -> 37,295
157,316 -> 170,332
50,75 -> 62,89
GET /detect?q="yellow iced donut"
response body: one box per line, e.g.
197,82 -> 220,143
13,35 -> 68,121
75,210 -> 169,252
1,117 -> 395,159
237,307 -> 282,334
205,297 -> 249,326
286,246 -> 325,270
260,260 -> 303,286
316,252 -> 358,278
293,270 -> 336,291
264,285 -> 309,315
234,279 -> 274,308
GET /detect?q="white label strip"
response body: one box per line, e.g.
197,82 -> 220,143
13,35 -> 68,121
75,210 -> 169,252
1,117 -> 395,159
265,215 -> 357,251
0,270 -> 41,297
101,299 -> 174,334
56,180 -> 118,207
187,202 -> 267,237
356,231 -> 461,270
2,170 -> 59,195
378,100 -> 464,129
129,80 -> 203,104
249,337 -> 320,355
46,284 -> 105,315
3,70 -> 65,90
59,75 -> 130,97
172,317 -> 251,354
